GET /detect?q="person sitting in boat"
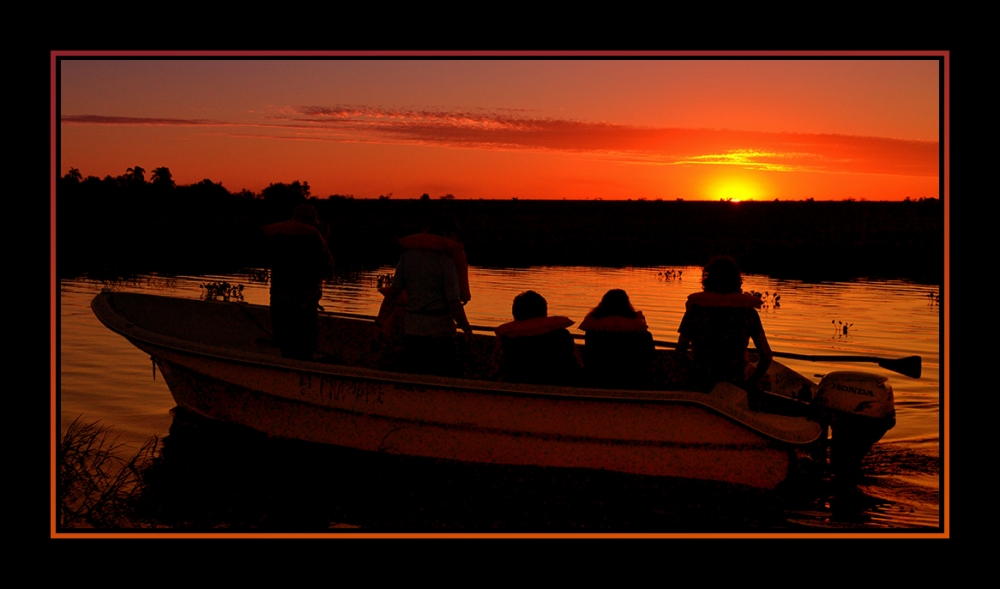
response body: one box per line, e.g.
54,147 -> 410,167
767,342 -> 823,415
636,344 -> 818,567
493,290 -> 581,385
675,256 -> 772,403
579,289 -> 655,389
376,214 -> 472,376
263,204 -> 336,360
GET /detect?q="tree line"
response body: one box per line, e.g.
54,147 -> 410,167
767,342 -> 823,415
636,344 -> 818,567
56,166 -> 944,284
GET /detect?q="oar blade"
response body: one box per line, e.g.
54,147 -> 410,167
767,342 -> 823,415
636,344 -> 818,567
877,355 -> 922,379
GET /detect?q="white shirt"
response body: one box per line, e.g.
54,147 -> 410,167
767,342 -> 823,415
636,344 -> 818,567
392,249 -> 461,337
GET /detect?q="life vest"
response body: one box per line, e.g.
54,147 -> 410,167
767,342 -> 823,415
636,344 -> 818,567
397,233 -> 471,303
579,311 -> 649,333
685,291 -> 763,310
683,291 -> 762,369
494,316 -> 575,337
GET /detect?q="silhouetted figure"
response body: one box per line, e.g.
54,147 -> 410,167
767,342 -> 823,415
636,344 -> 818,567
263,204 -> 335,360
675,256 -> 772,403
493,290 -> 581,385
579,289 -> 654,389
377,214 -> 472,376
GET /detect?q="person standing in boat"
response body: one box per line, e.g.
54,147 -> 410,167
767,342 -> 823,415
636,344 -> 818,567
675,256 -> 772,403
377,214 -> 472,376
493,290 -> 581,385
263,204 -> 336,360
579,289 -> 654,389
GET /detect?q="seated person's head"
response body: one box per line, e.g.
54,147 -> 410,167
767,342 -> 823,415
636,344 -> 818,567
292,204 -> 319,224
593,289 -> 637,319
512,290 -> 547,321
426,214 -> 460,239
702,256 -> 743,294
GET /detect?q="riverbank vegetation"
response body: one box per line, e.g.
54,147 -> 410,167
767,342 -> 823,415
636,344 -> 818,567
56,167 -> 944,284
56,411 -> 788,531
57,418 -> 159,529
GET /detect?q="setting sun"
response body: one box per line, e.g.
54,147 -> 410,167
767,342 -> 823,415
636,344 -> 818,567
706,176 -> 766,201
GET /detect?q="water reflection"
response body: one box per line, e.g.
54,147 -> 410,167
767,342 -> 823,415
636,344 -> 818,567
140,409 -> 793,532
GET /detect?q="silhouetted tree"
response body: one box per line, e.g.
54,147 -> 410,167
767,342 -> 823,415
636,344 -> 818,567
150,167 -> 175,188
125,166 -> 146,185
261,180 -> 310,219
189,178 -> 229,197
65,168 -> 82,183
262,181 -> 310,204
174,178 -> 232,218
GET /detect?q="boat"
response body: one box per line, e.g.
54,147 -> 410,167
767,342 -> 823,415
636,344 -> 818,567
90,290 -> 901,491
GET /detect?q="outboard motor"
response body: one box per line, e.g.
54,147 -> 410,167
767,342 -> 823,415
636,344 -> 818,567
812,371 -> 896,477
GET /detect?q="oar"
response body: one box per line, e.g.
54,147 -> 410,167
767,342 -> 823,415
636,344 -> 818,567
638,337 -> 920,379
321,311 -> 922,379
748,350 -> 922,380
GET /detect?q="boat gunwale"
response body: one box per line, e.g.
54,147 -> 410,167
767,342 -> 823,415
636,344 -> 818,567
91,290 -> 824,446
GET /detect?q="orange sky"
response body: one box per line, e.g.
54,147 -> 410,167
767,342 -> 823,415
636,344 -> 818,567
58,54 -> 942,201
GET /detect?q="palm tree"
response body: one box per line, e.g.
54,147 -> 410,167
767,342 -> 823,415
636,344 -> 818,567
150,167 -> 174,188
125,166 -> 146,185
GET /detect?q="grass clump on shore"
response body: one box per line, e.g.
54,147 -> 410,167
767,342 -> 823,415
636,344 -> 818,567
58,417 -> 159,529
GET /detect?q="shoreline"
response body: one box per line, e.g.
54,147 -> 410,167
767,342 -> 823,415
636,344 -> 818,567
56,199 -> 945,285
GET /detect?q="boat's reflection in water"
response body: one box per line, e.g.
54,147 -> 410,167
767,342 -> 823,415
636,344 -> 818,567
136,408 -> 916,533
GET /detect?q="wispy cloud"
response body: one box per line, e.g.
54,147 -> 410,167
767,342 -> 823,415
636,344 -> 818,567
61,115 -> 226,126
63,107 -> 939,178
282,106 -> 937,177
672,150 -> 801,172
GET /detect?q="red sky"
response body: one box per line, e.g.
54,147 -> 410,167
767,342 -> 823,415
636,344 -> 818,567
58,54 -> 942,201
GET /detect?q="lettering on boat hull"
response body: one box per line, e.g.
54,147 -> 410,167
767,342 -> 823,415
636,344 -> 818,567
300,373 -> 385,406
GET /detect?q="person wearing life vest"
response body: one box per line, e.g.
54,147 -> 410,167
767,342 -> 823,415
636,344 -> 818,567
376,214 -> 472,376
579,289 -> 655,389
263,204 -> 335,360
675,256 -> 772,402
493,290 -> 581,385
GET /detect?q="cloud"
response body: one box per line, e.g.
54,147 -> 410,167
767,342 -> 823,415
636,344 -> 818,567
63,107 -> 939,178
283,105 -> 938,177
61,115 -> 225,126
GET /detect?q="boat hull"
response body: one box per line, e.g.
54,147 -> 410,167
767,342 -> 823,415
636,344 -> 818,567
94,291 -> 824,490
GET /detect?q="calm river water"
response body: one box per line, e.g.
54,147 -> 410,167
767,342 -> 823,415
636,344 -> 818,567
58,266 -> 943,533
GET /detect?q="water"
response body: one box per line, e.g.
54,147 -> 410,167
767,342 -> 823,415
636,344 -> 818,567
58,266 -> 942,533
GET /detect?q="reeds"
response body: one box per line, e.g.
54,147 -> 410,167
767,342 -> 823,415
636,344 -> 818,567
201,280 -> 244,301
831,319 -> 854,336
747,290 -> 781,310
245,268 -> 270,284
57,417 -> 159,529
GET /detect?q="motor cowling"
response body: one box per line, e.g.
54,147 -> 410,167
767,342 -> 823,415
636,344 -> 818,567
812,371 -> 896,476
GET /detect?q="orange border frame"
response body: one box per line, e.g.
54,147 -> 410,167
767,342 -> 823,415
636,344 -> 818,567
50,49 -> 949,539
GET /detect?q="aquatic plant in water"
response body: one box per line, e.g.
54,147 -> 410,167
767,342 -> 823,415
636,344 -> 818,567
58,418 -> 159,529
245,268 -> 270,284
832,320 -> 854,336
201,281 -> 244,302
748,290 -> 781,310
655,270 -> 683,282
